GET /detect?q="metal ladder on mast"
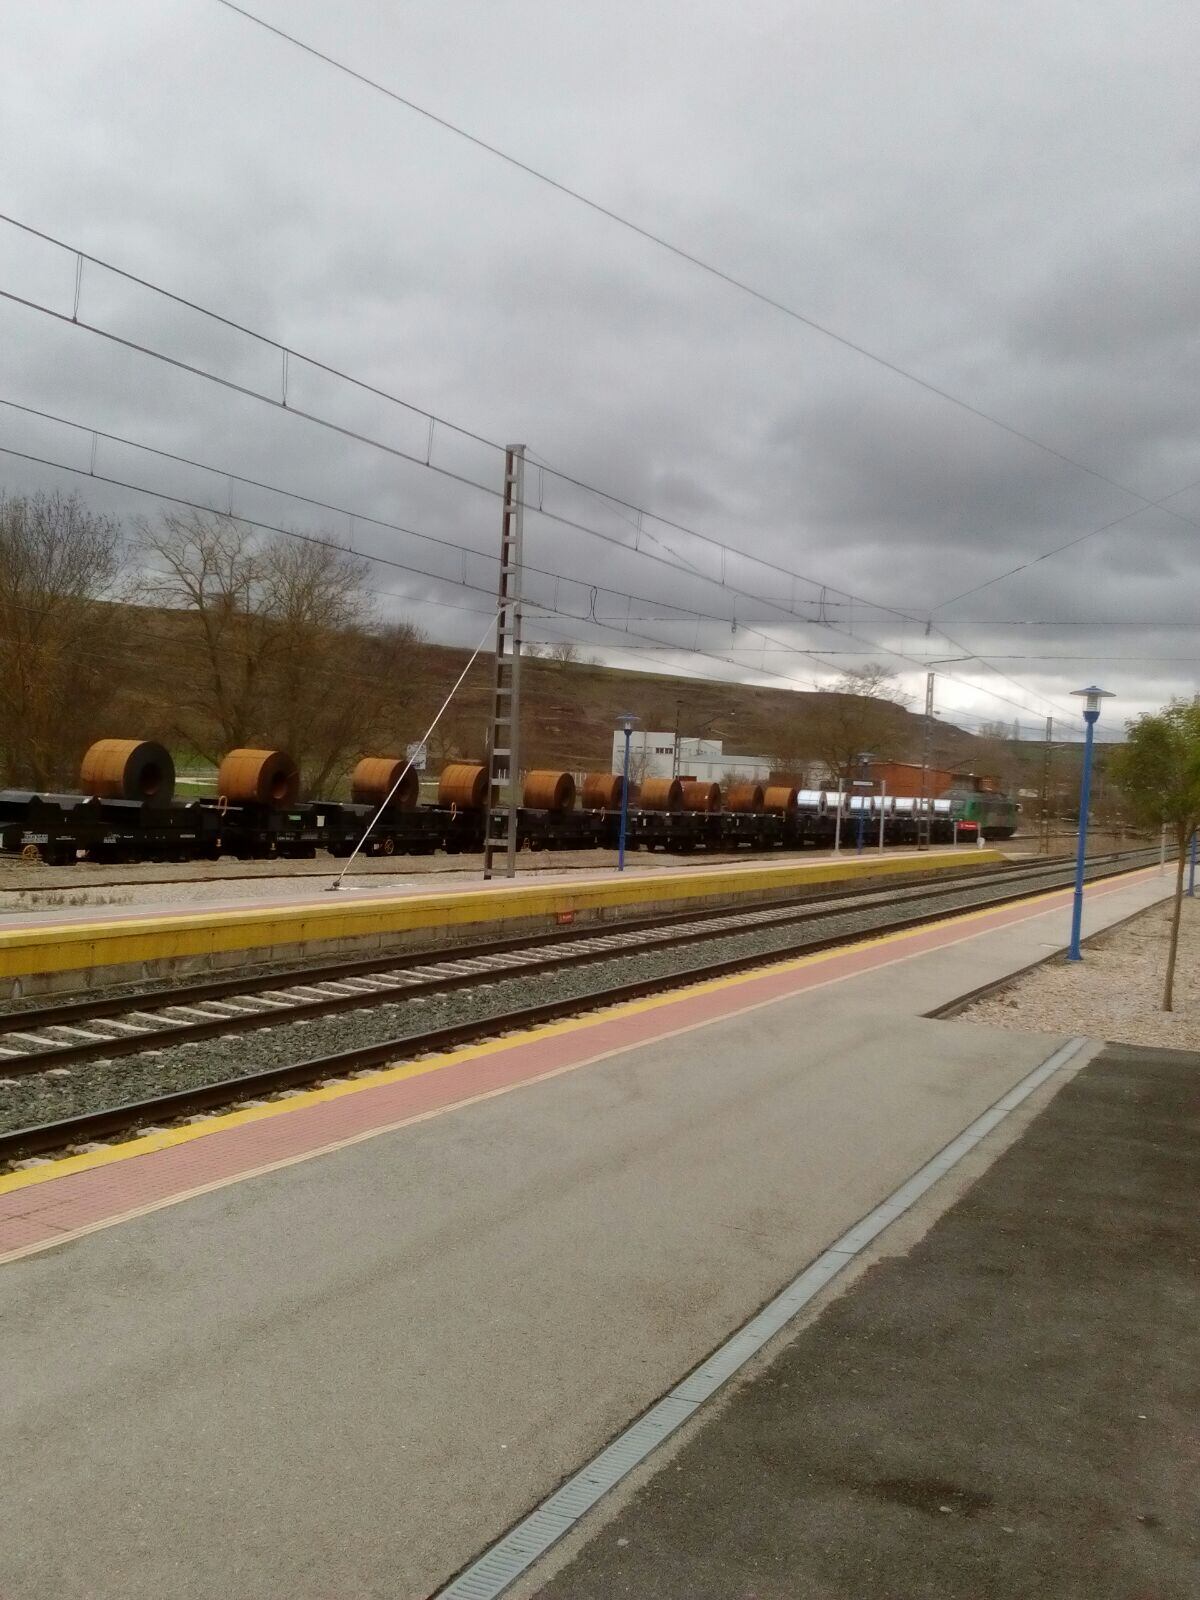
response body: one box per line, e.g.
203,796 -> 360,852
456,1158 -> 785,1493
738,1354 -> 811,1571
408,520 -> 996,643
482,444 -> 525,879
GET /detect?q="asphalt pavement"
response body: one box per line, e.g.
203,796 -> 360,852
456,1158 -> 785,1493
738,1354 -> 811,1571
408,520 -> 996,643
529,1042 -> 1200,1599
0,870 -> 1175,1598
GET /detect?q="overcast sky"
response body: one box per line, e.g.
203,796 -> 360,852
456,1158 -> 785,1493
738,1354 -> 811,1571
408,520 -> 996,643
2,0 -> 1198,740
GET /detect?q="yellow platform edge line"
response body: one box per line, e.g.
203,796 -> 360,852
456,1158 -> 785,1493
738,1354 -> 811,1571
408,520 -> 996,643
0,850 -> 1001,980
0,860 -> 1110,1202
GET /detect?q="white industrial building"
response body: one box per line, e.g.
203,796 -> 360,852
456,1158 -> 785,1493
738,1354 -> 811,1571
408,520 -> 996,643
610,731 -> 772,785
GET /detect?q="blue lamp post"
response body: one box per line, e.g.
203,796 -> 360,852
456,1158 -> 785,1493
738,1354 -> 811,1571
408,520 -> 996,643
1067,685 -> 1114,961
1189,830 -> 1197,898
616,712 -> 638,871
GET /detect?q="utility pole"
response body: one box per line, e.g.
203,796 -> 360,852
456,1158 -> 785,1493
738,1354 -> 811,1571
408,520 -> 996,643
482,445 -> 525,880
671,698 -> 683,779
917,671 -> 934,850
1038,716 -> 1053,855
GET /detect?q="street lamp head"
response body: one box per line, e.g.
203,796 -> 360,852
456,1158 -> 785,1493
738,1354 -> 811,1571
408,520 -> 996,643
1070,685 -> 1114,722
616,711 -> 639,734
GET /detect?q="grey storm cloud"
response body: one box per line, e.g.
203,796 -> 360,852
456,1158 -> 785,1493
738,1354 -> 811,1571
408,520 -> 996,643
1,0 -> 1198,736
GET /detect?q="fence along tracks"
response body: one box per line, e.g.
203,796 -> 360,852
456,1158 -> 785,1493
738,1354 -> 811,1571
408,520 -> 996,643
0,850 -> 1157,1162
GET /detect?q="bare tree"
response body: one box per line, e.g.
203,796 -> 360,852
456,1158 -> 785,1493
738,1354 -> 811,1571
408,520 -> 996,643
784,664 -> 910,787
0,491 -> 129,787
138,512 -> 423,792
968,721 -> 1024,794
547,640 -> 580,666
138,511 -> 271,755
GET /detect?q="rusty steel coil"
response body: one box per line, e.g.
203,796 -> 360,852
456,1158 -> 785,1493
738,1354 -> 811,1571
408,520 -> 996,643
763,784 -> 799,813
350,756 -> 419,810
217,748 -> 300,807
80,739 -> 175,807
639,777 -> 683,812
438,762 -> 487,809
580,772 -> 630,810
522,770 -> 576,812
724,782 -> 765,812
680,779 -> 721,812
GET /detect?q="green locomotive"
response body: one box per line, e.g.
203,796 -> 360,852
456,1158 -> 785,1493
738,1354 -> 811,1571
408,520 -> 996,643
946,788 -> 1019,840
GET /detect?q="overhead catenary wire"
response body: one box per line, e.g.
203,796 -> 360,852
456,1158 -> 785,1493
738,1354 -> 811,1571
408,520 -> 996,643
0,254 -> 887,648
0,398 -> 861,690
210,0 -> 1200,553
2,422 -> 1088,732
931,473 -> 1200,611
0,395 -> 793,650
561,643 -> 1200,663
0,212 -> 1087,724
0,439 -> 862,701
12,389 -> 1076,731
0,428 -> 1085,731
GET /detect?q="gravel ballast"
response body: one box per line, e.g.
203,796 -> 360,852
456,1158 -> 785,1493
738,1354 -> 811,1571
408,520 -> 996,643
961,889 -> 1200,1049
0,853 -> 1158,1139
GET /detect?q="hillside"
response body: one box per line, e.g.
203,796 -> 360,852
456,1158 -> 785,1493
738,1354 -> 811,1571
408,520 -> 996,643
399,643 -> 983,778
23,594 -> 1011,793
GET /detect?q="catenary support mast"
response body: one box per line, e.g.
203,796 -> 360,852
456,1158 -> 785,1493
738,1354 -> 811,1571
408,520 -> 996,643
917,671 -> 934,850
482,445 -> 525,880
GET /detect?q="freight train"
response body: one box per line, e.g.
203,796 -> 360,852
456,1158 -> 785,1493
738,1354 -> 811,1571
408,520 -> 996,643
0,740 -> 1014,868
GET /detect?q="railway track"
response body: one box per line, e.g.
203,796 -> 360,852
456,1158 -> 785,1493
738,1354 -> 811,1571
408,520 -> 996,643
0,849 -> 1159,1163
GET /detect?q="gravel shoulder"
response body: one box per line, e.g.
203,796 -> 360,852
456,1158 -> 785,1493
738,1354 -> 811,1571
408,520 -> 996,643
961,889 -> 1200,1050
0,865 -> 1084,1137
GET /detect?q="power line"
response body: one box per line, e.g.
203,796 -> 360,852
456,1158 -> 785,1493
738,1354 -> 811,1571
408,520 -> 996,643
0,440 -> 868,701
211,0 -> 1200,547
0,397 -> 766,643
889,618 -> 1200,628
603,645 -> 1200,663
3,416 -> 1084,733
0,270 -> 843,648
0,211 -> 875,628
0,423 -> 1081,730
0,214 -> 1084,724
932,474 -> 1200,611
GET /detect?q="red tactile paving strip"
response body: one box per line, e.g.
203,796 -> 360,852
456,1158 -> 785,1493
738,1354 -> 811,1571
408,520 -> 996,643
0,870 -> 1155,1262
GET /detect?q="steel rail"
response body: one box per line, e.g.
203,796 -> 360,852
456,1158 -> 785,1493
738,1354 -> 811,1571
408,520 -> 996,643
0,850 -> 1159,1162
0,851 -> 1142,1076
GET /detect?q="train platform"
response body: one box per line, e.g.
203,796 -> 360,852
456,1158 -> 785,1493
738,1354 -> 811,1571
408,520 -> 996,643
526,1036 -> 1199,1600
0,860 -> 1173,1600
0,844 -> 999,996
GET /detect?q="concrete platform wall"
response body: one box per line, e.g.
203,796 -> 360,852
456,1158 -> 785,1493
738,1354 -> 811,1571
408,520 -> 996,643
0,850 -> 1001,998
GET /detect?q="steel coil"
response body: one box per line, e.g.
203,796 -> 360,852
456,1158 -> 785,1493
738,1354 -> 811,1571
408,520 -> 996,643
639,777 -> 683,812
522,770 -> 576,811
217,748 -> 300,807
438,763 -> 487,809
350,756 -> 419,810
724,782 -> 764,812
680,780 -> 721,812
763,784 -> 798,813
580,773 -> 628,810
79,740 -> 175,807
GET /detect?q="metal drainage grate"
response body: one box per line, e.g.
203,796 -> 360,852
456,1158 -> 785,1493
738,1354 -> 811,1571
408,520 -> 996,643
433,1035 -> 1089,1600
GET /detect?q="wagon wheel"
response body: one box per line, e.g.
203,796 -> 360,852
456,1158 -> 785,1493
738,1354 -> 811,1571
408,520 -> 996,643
20,843 -> 43,863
